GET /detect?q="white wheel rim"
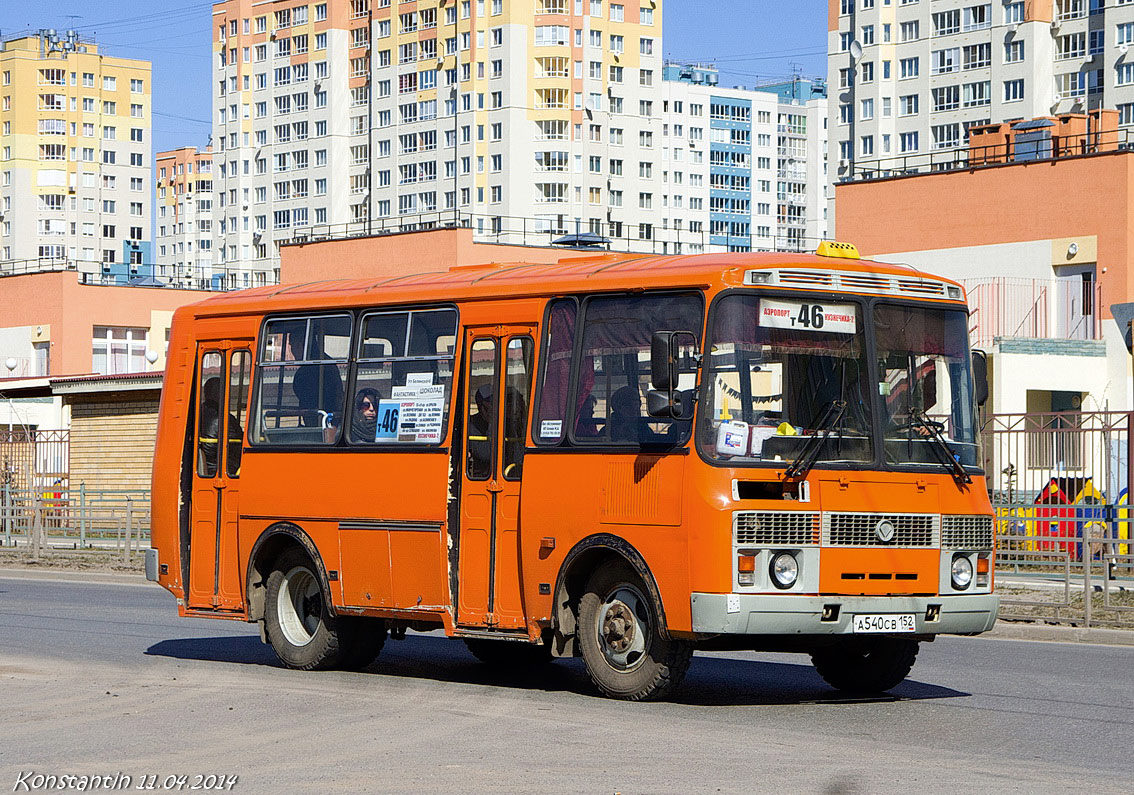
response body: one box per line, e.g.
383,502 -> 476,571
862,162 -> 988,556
595,584 -> 650,671
277,566 -> 321,647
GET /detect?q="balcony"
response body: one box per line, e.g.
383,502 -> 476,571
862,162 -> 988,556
964,276 -> 1101,350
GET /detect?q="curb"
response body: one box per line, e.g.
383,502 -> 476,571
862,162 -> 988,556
984,620 -> 1134,647
0,566 -> 150,587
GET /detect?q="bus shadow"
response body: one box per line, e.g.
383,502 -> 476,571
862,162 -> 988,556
145,634 -> 969,706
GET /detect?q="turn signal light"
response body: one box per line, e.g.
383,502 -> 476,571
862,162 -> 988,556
737,554 -> 756,586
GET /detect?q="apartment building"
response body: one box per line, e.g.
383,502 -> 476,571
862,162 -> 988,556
0,31 -> 152,282
155,145 -> 217,288
210,0 -> 830,281
827,0 -> 1134,230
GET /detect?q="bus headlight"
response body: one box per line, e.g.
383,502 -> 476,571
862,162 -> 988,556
951,554 -> 973,590
769,552 -> 798,589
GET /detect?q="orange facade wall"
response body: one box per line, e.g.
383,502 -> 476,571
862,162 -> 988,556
280,228 -> 580,283
0,272 -> 215,375
836,152 -> 1134,318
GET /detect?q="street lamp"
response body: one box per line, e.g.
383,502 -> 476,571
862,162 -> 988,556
4,357 -> 17,436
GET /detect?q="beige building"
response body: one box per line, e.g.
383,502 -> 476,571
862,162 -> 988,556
155,145 -> 217,288
0,31 -> 152,280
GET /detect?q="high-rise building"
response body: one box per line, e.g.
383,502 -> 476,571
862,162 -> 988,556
827,0 -> 1134,232
211,1 -> 828,280
0,31 -> 152,281
155,145 -> 217,288
661,66 -> 828,252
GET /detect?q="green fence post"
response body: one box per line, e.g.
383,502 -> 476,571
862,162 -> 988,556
79,482 -> 86,549
2,481 -> 9,548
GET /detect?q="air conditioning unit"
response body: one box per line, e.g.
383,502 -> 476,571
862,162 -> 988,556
839,158 -> 850,168
1121,43 -> 1130,55
1052,92 -> 1062,103
1009,23 -> 1019,34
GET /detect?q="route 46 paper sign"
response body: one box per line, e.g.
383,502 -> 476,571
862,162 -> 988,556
758,298 -> 856,334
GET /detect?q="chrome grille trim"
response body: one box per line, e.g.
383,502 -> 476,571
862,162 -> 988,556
822,512 -> 940,547
744,269 -> 958,301
942,515 -> 995,549
733,511 -> 821,547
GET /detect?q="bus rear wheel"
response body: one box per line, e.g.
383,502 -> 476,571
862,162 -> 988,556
264,548 -> 347,671
810,637 -> 920,693
577,561 -> 693,701
464,638 -> 552,667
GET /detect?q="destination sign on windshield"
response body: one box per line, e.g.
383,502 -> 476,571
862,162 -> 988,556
758,298 -> 857,334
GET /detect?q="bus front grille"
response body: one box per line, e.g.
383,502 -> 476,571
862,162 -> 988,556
941,515 -> 995,549
822,512 -> 940,547
733,511 -> 820,547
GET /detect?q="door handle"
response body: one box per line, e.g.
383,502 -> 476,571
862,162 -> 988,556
487,480 -> 503,494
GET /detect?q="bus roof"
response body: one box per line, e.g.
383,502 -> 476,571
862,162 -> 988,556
186,251 -> 965,318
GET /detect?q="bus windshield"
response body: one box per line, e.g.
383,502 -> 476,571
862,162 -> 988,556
874,303 -> 979,468
698,293 -> 874,466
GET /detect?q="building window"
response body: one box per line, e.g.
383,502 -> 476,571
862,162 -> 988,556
1003,78 -> 1025,101
92,327 -> 148,376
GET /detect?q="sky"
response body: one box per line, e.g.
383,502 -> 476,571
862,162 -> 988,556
0,0 -> 828,156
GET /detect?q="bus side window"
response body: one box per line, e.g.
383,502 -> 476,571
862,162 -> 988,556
502,337 -> 534,480
196,351 -> 225,477
226,350 -> 251,476
533,298 -> 577,445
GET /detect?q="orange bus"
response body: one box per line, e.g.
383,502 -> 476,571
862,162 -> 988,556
148,244 -> 998,701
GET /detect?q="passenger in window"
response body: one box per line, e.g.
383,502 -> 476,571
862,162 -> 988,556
351,388 -> 380,443
198,376 -> 222,475
289,334 -> 344,429
575,394 -> 600,437
467,384 -> 494,475
503,386 -> 528,474
607,385 -> 642,442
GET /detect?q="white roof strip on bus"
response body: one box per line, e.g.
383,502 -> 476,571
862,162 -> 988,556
743,269 -> 955,300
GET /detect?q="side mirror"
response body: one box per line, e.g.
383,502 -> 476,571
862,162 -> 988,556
649,330 -> 699,419
650,331 -> 678,391
971,349 -> 989,406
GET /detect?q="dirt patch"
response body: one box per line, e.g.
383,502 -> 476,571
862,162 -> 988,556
997,584 -> 1134,630
0,548 -> 144,574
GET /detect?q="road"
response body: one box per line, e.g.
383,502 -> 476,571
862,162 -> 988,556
1,572 -> 1131,794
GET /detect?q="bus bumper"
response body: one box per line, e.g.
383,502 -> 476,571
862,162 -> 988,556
690,592 -> 999,636
145,548 -> 159,582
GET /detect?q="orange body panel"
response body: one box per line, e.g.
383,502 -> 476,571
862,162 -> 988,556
818,548 -> 940,595
149,251 -> 993,640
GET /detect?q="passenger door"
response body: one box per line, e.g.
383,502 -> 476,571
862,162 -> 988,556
187,343 -> 252,611
456,327 -> 536,629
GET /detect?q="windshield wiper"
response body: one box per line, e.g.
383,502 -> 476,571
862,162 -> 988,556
784,400 -> 847,482
909,409 -> 971,485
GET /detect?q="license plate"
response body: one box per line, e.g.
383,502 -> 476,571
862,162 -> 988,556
852,613 -> 916,633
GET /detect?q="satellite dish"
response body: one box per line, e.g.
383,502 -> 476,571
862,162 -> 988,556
849,40 -> 863,62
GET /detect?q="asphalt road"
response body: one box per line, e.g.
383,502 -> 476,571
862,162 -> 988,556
1,573 -> 1131,794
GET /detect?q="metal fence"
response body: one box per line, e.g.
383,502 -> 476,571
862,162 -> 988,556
995,511 -> 1134,629
1,428 -> 69,494
0,484 -> 150,564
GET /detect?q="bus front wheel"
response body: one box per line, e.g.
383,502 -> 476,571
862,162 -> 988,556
577,561 -> 693,701
264,548 -> 348,670
810,637 -> 919,693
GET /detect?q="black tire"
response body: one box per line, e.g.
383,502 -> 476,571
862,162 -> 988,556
577,561 -> 693,701
464,637 -> 552,667
338,618 -> 387,671
810,637 -> 920,693
263,548 -> 347,671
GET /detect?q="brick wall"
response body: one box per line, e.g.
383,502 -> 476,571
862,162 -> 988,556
68,391 -> 161,495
